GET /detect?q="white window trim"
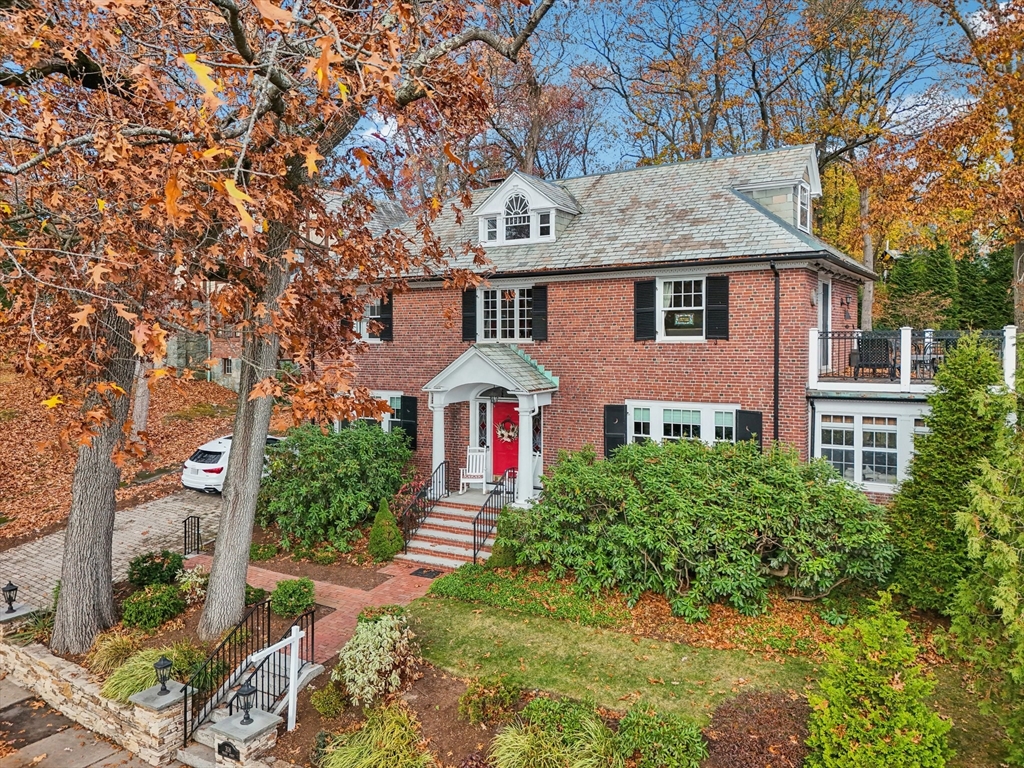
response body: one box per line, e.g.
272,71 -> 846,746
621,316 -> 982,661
355,298 -> 383,344
797,182 -> 812,233
625,400 -> 742,448
374,390 -> 404,432
477,202 -> 557,246
476,284 -> 535,344
813,401 -> 926,494
656,277 -> 707,343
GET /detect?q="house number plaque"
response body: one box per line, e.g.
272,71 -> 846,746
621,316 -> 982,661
218,741 -> 241,761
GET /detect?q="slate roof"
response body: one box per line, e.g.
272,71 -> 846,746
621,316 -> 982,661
424,343 -> 559,394
400,146 -> 874,281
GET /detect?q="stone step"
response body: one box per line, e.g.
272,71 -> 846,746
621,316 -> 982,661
194,722 -> 219,749
413,527 -> 495,549
427,505 -> 480,523
418,515 -> 475,534
178,743 -> 216,768
404,539 -> 490,564
396,551 -> 477,570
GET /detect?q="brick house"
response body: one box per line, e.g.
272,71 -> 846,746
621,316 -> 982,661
350,145 -> 1017,561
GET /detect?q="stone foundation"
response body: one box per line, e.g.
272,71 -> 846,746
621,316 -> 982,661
0,641 -> 185,766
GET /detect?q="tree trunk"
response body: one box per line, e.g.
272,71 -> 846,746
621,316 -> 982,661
130,360 -> 150,441
1014,241 -> 1024,329
860,186 -> 874,331
51,309 -> 137,654
198,240 -> 289,641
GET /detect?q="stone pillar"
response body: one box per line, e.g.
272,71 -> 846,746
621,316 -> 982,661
430,398 -> 446,473
516,396 -> 534,505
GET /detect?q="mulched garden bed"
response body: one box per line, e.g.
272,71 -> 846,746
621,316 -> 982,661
245,527 -> 392,592
703,690 -> 811,768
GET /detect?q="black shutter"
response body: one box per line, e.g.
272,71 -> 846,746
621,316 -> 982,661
706,276 -> 729,340
737,410 -> 763,448
378,291 -> 394,342
462,289 -> 477,342
604,405 -> 627,458
397,395 -> 418,450
532,285 -> 548,341
634,280 -> 656,341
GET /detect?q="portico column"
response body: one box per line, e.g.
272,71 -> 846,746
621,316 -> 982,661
516,396 -> 534,504
429,396 -> 445,475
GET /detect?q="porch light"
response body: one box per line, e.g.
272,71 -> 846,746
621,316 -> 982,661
237,682 -> 257,725
1,582 -> 17,614
154,656 -> 173,695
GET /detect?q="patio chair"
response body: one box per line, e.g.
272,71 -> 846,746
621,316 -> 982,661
853,335 -> 897,381
460,447 -> 487,494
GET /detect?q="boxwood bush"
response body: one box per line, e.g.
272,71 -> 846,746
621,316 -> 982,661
270,578 -> 316,617
257,423 -> 412,549
501,440 -> 894,619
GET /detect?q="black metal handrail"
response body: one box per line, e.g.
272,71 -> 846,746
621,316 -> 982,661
228,607 -> 316,717
401,460 -> 450,551
472,468 -> 516,564
183,515 -> 202,557
182,599 -> 273,746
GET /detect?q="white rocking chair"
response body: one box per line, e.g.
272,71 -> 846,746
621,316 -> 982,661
460,447 -> 486,494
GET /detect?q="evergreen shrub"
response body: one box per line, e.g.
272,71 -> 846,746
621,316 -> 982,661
270,578 -> 316,617
501,440 -> 893,618
806,592 -> 952,767
257,423 -> 412,549
367,499 -> 404,562
127,550 -> 184,588
617,703 -> 706,768
310,682 -> 346,718
121,584 -> 186,631
889,333 -> 1013,614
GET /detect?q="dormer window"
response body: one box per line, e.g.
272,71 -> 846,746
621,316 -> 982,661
539,212 -> 551,237
798,183 -> 811,233
504,194 -> 531,240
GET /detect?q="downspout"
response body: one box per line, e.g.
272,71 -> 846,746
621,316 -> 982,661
770,260 -> 780,442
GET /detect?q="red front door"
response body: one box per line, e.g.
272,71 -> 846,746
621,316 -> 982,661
491,402 -> 519,478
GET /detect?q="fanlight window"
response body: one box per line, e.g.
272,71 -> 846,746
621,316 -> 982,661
504,194 -> 531,240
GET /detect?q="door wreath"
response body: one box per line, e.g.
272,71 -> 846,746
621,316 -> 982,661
496,418 -> 519,443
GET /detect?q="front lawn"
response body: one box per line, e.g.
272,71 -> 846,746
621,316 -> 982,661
407,597 -> 816,725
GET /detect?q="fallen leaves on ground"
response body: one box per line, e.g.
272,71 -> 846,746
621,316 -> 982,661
0,367 -> 237,540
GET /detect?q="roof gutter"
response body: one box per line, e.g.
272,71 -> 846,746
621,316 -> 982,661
409,251 -> 877,284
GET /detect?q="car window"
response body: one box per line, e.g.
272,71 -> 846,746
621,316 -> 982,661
266,437 -> 281,446
189,449 -> 223,464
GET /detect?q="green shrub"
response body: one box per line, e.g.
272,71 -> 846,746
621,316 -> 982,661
332,613 -> 417,707
321,704 -> 433,768
249,542 -> 278,562
950,426 -> 1024,763
100,642 -> 205,702
245,584 -> 268,605
500,440 -> 893,619
484,539 -> 517,569
889,333 -> 1013,614
492,697 -> 624,768
367,499 -> 404,562
257,422 -> 412,549
270,578 -> 316,617
310,682 -> 346,718
121,584 -> 186,631
806,592 -> 952,767
618,703 -> 706,768
86,630 -> 143,675
127,550 -> 184,588
429,565 -> 628,627
311,545 -> 339,565
458,676 -> 522,725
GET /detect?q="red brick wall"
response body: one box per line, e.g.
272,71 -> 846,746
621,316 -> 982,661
355,267 -> 834,477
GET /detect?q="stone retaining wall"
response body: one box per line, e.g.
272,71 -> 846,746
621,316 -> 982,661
0,641 -> 184,766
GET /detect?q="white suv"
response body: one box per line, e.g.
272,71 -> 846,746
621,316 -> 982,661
181,435 -> 283,493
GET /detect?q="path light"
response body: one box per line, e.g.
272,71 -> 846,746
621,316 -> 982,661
237,683 -> 257,725
154,656 -> 173,696
2,582 -> 17,614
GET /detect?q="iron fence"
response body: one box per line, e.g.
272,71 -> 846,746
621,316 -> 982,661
183,515 -> 202,557
228,607 -> 315,717
400,460 -> 449,550
472,468 -> 516,564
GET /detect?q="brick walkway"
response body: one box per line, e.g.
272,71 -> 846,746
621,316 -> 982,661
3,492 -> 220,608
187,555 -> 442,663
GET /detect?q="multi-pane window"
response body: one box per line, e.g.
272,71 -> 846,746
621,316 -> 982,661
539,211 -> 551,237
504,194 -> 531,240
862,416 -> 898,484
482,287 -> 533,342
357,299 -> 382,340
381,394 -> 403,432
821,415 -> 855,481
662,280 -> 704,338
221,358 -> 233,376
663,409 -> 700,441
714,411 -> 734,442
633,407 -> 651,442
798,183 -> 811,232
485,218 -> 497,241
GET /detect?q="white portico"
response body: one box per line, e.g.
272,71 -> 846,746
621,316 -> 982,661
423,344 -> 558,504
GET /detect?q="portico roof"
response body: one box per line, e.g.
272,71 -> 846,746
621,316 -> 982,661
423,344 -> 559,396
